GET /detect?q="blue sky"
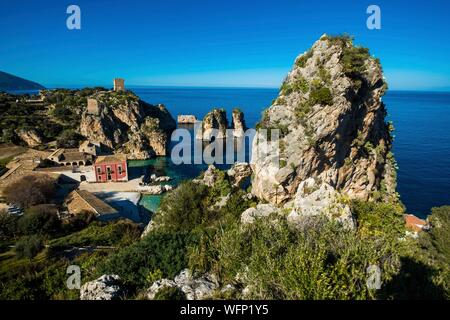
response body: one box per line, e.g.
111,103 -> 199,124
0,0 -> 449,90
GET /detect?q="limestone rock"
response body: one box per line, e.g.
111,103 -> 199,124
17,129 -> 43,147
196,108 -> 228,140
141,220 -> 155,238
139,184 -> 173,194
287,178 -> 355,229
227,162 -> 252,187
80,275 -> 122,300
80,91 -> 175,159
231,108 -> 247,138
202,164 -> 220,187
241,203 -> 279,225
251,35 -> 396,205
147,269 -> 218,300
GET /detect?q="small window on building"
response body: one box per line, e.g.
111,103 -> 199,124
118,165 -> 122,175
97,167 -> 101,174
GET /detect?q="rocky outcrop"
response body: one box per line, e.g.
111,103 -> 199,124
251,34 -> 396,206
200,164 -> 221,187
80,91 -> 176,159
241,203 -> 279,225
227,162 -> 252,188
80,275 -> 122,300
17,129 -> 43,147
231,108 -> 247,138
147,269 -> 218,300
196,108 -> 228,140
287,178 -> 355,229
138,184 -> 174,194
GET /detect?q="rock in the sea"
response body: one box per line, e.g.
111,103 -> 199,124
287,177 -> 355,229
241,203 -> 279,225
139,184 -> 173,194
80,275 -> 122,300
251,34 -> 396,205
80,91 -> 175,159
227,162 -> 252,188
231,108 -> 247,138
196,108 -> 228,140
147,269 -> 218,300
17,129 -> 43,147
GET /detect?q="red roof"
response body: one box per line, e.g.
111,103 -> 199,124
405,214 -> 427,232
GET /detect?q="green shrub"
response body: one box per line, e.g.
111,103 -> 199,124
19,205 -> 61,236
0,210 -> 19,241
15,235 -> 44,259
154,181 -> 211,233
208,216 -> 402,299
49,220 -> 141,249
295,49 -> 314,68
351,200 -> 405,238
56,129 -> 84,148
154,286 -> 186,300
98,231 -> 189,289
309,86 -> 333,106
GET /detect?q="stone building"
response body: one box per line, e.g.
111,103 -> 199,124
47,148 -> 93,166
65,190 -> 119,221
113,78 -> 125,92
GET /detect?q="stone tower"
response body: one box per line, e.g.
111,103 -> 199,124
87,98 -> 100,115
113,78 -> 125,92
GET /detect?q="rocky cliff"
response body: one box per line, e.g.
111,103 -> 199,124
80,91 -> 176,159
251,35 -> 396,207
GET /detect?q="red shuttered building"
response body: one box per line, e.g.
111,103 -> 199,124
94,155 -> 128,183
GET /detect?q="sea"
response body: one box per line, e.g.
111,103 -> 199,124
8,87 -> 450,218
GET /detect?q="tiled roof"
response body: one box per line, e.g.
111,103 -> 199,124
73,190 -> 118,215
95,154 -> 127,164
405,214 -> 427,232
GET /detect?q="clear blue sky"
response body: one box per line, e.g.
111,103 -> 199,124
0,0 -> 449,90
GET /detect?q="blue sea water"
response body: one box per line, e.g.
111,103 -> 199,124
131,87 -> 450,218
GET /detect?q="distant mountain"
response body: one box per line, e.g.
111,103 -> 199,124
0,71 -> 45,91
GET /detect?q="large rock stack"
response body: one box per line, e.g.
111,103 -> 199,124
251,34 -> 396,208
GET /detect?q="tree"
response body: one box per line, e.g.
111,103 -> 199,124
0,210 -> 19,241
18,205 -> 61,236
15,235 -> 44,259
56,129 -> 83,148
3,174 -> 56,209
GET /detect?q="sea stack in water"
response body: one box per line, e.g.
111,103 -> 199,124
196,108 -> 228,140
232,108 -> 247,138
251,34 -> 396,206
196,108 -> 248,140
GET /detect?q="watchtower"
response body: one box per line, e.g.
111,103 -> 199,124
113,78 -> 125,92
